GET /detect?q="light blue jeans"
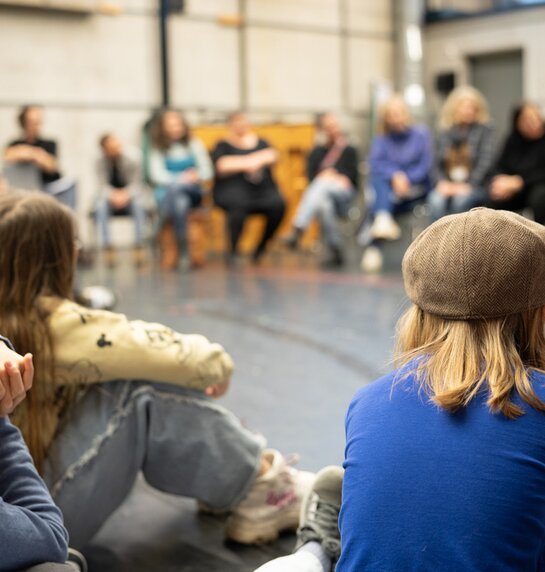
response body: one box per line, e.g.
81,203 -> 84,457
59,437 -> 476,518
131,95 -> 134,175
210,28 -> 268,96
370,174 -> 429,216
44,178 -> 77,211
155,183 -> 203,243
95,196 -> 146,247
43,381 -> 263,549
293,179 -> 354,247
427,187 -> 484,223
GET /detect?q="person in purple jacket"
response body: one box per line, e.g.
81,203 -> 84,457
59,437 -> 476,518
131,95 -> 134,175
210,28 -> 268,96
361,95 -> 432,273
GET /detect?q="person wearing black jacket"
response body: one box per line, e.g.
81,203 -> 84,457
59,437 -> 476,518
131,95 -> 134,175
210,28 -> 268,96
212,112 -> 286,265
488,103 -> 545,223
4,106 -> 77,210
285,113 -> 359,267
4,106 -> 60,186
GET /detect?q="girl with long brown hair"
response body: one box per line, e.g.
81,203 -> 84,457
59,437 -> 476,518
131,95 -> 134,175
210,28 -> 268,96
149,109 -> 213,270
0,191 -> 314,550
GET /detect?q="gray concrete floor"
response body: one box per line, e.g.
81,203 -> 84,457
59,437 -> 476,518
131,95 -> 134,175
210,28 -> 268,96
78,250 -> 407,571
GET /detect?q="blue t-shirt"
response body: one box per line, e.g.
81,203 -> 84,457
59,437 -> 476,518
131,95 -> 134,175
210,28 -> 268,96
339,368 -> 545,571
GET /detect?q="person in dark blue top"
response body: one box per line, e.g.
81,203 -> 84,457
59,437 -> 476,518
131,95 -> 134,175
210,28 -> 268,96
0,337 -> 72,571
340,208 -> 545,572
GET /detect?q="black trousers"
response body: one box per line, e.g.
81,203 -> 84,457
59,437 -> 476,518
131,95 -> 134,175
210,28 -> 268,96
220,192 -> 286,257
487,183 -> 545,225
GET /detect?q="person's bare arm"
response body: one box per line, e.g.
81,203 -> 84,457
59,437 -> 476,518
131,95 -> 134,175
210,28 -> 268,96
4,144 -> 35,163
30,147 -> 58,174
437,180 -> 457,198
252,147 -> 278,168
490,175 -> 524,201
215,154 -> 258,177
392,171 -> 411,197
0,340 -> 33,415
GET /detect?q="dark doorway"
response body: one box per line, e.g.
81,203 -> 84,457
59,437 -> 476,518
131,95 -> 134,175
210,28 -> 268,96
469,50 -> 523,143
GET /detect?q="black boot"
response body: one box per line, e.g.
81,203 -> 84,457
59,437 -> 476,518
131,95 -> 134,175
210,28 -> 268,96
321,245 -> 344,269
283,227 -> 303,250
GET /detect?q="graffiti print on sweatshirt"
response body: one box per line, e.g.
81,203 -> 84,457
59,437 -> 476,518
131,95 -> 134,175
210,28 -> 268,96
97,334 -> 113,348
129,322 -> 189,364
57,359 -> 103,386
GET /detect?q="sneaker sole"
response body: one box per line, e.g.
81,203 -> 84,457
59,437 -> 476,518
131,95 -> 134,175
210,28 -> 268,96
370,229 -> 401,241
225,504 -> 300,544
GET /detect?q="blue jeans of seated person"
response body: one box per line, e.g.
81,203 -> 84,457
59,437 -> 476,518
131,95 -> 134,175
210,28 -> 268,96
370,173 -> 429,216
293,178 -> 354,247
43,380 -> 263,549
44,178 -> 77,211
427,186 -> 484,223
155,183 -> 203,243
95,196 -> 146,248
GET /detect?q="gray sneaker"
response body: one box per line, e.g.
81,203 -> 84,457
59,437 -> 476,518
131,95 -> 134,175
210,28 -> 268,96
295,465 -> 344,562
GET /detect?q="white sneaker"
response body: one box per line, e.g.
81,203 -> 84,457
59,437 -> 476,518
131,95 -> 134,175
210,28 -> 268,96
225,449 -> 316,544
370,211 -> 401,241
361,246 -> 383,273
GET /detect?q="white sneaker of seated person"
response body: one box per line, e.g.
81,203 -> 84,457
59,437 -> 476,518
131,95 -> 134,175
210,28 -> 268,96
226,449 -> 315,544
361,245 -> 383,273
370,211 -> 401,241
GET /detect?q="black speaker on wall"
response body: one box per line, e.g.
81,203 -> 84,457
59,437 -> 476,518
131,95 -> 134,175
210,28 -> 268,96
435,72 -> 456,96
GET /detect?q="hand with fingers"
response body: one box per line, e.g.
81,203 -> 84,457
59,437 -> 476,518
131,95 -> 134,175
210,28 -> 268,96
0,344 -> 34,416
205,378 -> 231,399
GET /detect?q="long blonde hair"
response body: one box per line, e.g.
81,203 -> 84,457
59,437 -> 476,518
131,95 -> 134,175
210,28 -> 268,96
0,192 -> 76,471
439,85 -> 490,130
395,305 -> 545,419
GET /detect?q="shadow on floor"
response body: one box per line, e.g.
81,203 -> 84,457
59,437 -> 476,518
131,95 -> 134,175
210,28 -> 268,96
84,479 -> 294,571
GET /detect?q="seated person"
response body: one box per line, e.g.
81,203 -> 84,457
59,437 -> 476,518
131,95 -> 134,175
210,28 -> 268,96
361,95 -> 432,273
254,466 -> 343,572
96,133 -> 147,267
340,208 -> 545,570
284,113 -> 358,268
1,192 -> 314,550
4,106 -> 76,209
0,339 -> 71,571
427,86 -> 495,222
488,102 -> 545,223
212,112 -> 286,265
149,109 -> 213,271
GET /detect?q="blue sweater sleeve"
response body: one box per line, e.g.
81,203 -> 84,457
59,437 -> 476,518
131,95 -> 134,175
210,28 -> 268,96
404,128 -> 433,185
369,136 -> 398,180
0,417 -> 68,571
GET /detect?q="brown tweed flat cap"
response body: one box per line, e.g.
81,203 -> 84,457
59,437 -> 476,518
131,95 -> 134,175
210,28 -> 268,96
402,208 -> 545,319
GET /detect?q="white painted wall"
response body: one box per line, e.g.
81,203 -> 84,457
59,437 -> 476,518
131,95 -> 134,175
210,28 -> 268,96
424,6 -> 545,117
0,0 -> 393,238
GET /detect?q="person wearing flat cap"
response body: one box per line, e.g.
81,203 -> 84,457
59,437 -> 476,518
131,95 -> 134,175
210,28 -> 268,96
338,208 -> 545,572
